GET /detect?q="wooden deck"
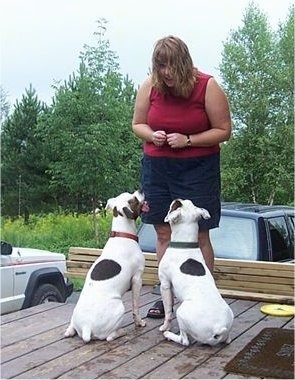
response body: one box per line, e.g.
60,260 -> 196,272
1,285 -> 294,379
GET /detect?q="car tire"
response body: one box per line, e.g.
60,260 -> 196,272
30,283 -> 64,306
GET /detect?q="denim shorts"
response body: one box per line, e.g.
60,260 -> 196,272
140,153 -> 221,230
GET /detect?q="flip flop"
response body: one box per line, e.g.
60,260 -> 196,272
147,300 -> 165,319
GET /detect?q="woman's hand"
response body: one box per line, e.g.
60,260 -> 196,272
166,133 -> 188,148
152,130 -> 167,146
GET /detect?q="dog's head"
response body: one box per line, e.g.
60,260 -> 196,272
164,199 -> 210,225
106,190 -> 149,220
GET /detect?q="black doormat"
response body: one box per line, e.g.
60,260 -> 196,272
224,328 -> 294,379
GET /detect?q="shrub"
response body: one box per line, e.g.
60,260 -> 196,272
1,211 -> 113,257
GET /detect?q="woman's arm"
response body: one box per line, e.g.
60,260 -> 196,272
132,77 -> 167,146
189,77 -> 232,147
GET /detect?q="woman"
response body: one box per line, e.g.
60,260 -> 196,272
132,36 -> 231,318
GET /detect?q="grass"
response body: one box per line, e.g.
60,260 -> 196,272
1,211 -> 115,292
1,211 -> 112,256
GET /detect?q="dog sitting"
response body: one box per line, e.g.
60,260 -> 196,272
158,199 -> 234,346
64,190 -> 149,343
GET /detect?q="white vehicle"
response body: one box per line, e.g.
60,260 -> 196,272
0,241 -> 73,315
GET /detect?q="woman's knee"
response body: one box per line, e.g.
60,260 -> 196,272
154,224 -> 171,262
198,230 -> 214,272
155,223 -> 171,244
198,230 -> 210,247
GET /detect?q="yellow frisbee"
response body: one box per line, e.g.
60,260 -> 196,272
260,304 -> 295,317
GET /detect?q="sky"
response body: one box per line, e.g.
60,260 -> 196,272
0,0 -> 293,108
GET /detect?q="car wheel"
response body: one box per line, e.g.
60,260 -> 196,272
30,283 -> 64,306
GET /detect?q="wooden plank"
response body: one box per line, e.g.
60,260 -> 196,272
4,298 -> 162,379
144,253 -> 158,261
216,277 -> 294,294
142,273 -> 158,282
215,272 -> 293,285
65,247 -> 294,303
215,258 -> 294,270
65,271 -> 86,279
96,300 -> 264,379
66,262 -> 91,269
214,265 -> 293,279
219,289 -> 294,304
1,302 -> 65,325
1,303 -> 75,347
1,287 -> 294,380
68,247 -> 103,255
143,267 -> 159,274
67,254 -> 98,262
144,260 -> 159,268
215,279 -> 294,294
182,304 -> 293,379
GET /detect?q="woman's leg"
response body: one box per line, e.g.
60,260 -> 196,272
154,223 -> 171,263
147,223 -> 171,318
198,230 -> 214,273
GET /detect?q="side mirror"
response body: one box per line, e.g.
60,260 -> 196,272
1,241 -> 13,255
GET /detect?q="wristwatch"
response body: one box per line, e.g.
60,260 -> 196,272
186,135 -> 192,147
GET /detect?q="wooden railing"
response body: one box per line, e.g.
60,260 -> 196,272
66,247 -> 294,304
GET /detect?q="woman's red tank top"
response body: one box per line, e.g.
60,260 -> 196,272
144,72 -> 220,158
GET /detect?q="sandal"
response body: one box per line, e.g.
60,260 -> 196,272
147,300 -> 165,319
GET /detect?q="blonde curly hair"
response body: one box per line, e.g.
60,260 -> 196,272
151,36 -> 198,98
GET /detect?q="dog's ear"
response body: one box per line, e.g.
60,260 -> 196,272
164,208 -> 182,224
122,206 -> 136,220
199,208 -> 211,220
164,200 -> 183,224
171,199 -> 182,212
105,197 -> 116,211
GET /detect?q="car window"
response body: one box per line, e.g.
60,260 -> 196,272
138,224 -> 157,253
267,216 -> 292,261
210,216 -> 258,260
287,215 -> 294,246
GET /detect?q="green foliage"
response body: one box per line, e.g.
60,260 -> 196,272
1,86 -> 53,219
37,20 -> 141,212
1,211 -> 113,256
71,278 -> 85,291
0,85 -> 10,125
219,2 -> 294,205
2,11 -> 293,219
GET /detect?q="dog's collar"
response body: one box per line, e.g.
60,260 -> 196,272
110,231 -> 138,242
169,242 -> 199,249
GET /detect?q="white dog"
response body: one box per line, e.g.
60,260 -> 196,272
159,199 -> 234,346
64,190 -> 149,343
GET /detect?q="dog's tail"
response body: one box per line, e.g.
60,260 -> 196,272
82,326 -> 92,343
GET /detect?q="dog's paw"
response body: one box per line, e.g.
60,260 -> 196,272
159,323 -> 170,332
163,330 -> 171,340
133,314 -> 146,327
64,326 -> 76,338
135,318 -> 146,327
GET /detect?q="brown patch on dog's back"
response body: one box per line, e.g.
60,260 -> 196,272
90,259 -> 122,281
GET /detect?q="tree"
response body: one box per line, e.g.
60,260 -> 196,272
39,19 -> 141,214
219,2 -> 294,204
0,86 -> 10,126
1,85 -> 51,219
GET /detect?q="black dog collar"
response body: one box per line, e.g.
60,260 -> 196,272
169,242 -> 199,249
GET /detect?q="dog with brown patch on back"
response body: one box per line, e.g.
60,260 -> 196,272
64,190 -> 149,343
158,199 -> 234,346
